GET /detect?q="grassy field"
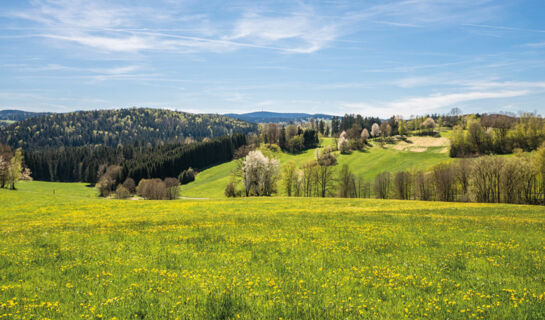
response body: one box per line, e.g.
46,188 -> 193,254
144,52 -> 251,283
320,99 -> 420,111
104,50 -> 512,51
182,137 -> 450,198
0,120 -> 16,127
1,181 -> 544,319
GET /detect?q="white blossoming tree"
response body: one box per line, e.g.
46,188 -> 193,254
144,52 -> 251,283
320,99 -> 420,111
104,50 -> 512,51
242,150 -> 279,196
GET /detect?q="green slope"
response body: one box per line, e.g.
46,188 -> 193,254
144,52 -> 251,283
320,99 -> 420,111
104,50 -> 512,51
182,137 -> 450,198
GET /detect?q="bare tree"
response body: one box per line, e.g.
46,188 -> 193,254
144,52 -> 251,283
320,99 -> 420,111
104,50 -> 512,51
165,177 -> 180,200
394,171 -> 412,200
0,155 -> 8,189
413,170 -> 433,201
281,161 -> 297,196
301,160 -> 318,197
535,144 -> 545,204
338,164 -> 356,198
519,157 -> 538,204
501,158 -> 523,204
137,179 -> 167,200
316,147 -> 338,197
115,184 -> 131,199
374,172 -> 391,199
471,156 -> 503,203
432,163 -> 456,202
96,165 -> 122,197
456,158 -> 472,199
123,178 -> 136,194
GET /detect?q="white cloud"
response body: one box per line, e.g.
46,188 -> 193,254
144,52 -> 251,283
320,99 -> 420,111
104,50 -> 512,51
228,12 -> 339,53
42,34 -> 153,52
388,90 -> 529,111
343,88 -> 536,117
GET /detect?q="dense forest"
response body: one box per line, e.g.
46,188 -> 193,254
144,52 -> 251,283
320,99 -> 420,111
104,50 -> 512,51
24,134 -> 247,184
0,108 -> 256,149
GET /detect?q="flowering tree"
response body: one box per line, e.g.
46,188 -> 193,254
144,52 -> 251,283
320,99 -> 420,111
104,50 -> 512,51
371,123 -> 381,137
338,131 -> 350,154
421,117 -> 436,134
242,150 -> 279,196
361,128 -> 370,143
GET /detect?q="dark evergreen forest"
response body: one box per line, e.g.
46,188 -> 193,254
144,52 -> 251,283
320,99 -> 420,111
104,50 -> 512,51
24,134 -> 247,183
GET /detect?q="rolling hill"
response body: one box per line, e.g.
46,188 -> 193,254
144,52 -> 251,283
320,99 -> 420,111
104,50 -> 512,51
181,137 -> 451,198
0,109 -> 50,122
0,108 -> 257,149
225,111 -> 334,123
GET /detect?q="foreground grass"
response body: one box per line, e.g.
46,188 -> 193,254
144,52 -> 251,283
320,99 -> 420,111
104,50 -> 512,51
1,182 -> 545,319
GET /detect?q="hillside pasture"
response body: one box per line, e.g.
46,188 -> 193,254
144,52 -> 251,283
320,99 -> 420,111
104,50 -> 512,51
182,137 -> 450,198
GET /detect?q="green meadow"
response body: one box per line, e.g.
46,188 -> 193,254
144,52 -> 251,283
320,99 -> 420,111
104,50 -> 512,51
1,181 -> 544,319
182,137 -> 450,198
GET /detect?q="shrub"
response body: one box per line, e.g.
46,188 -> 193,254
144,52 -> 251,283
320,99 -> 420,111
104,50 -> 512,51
178,168 -> 196,185
288,135 -> 304,153
234,145 -> 253,159
96,165 -> 123,197
96,175 -> 115,197
224,181 -> 237,197
136,178 -> 167,200
115,185 -> 131,199
165,177 -> 180,200
123,178 -> 136,194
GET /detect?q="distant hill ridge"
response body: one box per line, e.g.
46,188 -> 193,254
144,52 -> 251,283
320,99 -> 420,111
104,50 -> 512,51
225,111 -> 334,123
0,109 -> 50,121
0,108 -> 257,150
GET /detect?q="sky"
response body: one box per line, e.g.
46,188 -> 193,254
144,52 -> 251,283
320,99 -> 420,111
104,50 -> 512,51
0,0 -> 544,117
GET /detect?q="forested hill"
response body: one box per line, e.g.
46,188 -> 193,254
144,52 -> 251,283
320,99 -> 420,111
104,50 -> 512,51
0,108 -> 257,149
225,111 -> 333,123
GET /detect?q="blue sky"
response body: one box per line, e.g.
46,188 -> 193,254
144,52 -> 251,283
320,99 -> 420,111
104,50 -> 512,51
1,0 -> 544,117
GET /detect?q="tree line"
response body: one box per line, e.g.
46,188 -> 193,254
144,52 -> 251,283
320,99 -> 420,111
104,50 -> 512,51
226,143 -> 545,206
0,108 -> 256,150
259,124 -> 320,153
368,149 -> 545,205
450,113 -> 545,157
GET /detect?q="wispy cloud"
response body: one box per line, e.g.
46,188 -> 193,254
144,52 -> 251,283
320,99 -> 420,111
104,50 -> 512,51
524,41 -> 545,48
343,80 -> 545,117
387,90 -> 529,112
227,10 -> 339,53
351,0 -> 499,28
7,0 -> 342,54
463,23 -> 545,33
